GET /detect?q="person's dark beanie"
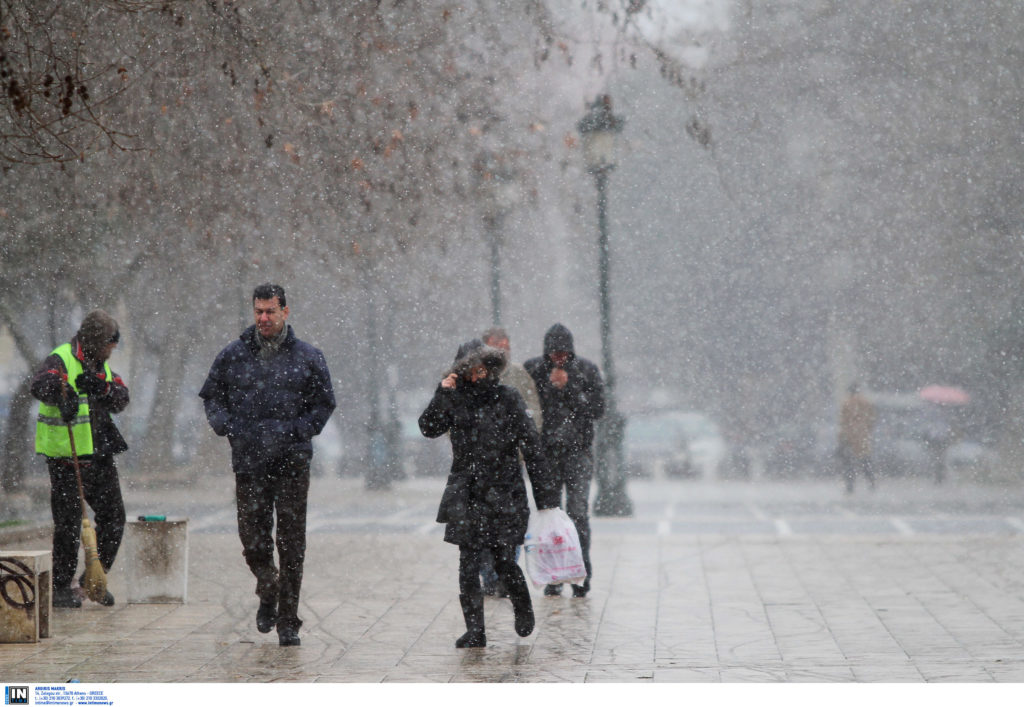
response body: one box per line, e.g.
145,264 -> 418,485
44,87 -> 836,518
77,309 -> 120,361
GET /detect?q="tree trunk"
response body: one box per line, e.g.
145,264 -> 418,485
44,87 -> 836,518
1,378 -> 35,492
138,336 -> 187,477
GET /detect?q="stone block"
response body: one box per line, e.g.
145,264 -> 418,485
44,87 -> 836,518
0,550 -> 51,642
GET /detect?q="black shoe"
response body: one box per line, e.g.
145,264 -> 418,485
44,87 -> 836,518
503,570 -> 535,637
457,594 -> 486,648
53,587 -> 82,608
543,584 -> 562,597
278,626 -> 301,646
511,594 -> 534,637
572,577 -> 591,598
256,599 -> 278,634
98,590 -> 115,606
455,629 -> 486,648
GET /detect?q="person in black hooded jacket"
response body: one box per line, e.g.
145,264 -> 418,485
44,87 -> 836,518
419,339 -> 559,648
524,323 -> 605,598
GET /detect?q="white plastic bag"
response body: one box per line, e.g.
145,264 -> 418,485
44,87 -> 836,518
523,508 -> 587,587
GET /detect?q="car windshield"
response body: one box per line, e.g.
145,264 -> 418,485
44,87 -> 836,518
627,417 -> 685,446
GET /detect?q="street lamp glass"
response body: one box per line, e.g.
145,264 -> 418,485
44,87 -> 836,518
582,130 -> 617,172
577,95 -> 624,172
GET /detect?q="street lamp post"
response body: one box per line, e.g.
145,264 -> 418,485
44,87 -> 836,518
355,241 -> 392,490
476,152 -> 521,325
578,95 -> 632,517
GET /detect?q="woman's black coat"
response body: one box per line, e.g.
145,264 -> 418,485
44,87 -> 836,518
419,378 -> 559,548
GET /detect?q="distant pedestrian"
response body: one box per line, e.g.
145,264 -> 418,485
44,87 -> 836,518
199,284 -> 336,646
837,383 -> 876,493
477,326 -> 542,598
524,323 -> 605,597
419,339 -> 559,648
921,404 -> 955,484
31,309 -> 128,609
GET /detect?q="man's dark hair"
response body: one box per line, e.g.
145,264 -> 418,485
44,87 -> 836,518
253,283 -> 286,308
481,326 -> 508,344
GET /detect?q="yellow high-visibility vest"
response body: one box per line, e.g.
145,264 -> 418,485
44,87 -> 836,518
35,343 -> 112,458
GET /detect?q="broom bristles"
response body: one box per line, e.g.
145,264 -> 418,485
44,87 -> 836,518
80,519 -> 107,603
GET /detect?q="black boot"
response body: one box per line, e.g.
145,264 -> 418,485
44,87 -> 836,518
456,594 -> 486,648
257,598 -> 278,634
278,625 -> 301,647
505,571 -> 535,637
53,586 -> 81,609
571,577 -> 590,598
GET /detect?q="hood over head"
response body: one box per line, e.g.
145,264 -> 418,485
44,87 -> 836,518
447,338 -> 507,382
543,323 -> 575,360
76,309 -> 120,362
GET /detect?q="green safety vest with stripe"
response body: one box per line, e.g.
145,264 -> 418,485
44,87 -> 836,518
35,343 -> 112,458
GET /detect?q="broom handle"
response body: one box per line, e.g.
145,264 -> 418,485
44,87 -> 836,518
61,380 -> 89,521
66,424 -> 88,521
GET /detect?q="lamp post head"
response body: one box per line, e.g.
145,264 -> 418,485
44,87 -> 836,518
577,94 -> 625,174
475,150 -> 521,228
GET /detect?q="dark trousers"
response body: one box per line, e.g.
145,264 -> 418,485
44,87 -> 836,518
548,448 -> 593,585
839,447 -> 874,492
234,450 -> 311,631
459,544 -> 524,597
47,456 -> 125,590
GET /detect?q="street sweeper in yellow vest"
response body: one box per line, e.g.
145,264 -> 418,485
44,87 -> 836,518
31,309 -> 129,608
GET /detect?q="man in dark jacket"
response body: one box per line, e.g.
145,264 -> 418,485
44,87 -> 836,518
31,309 -> 128,609
524,323 -> 605,598
199,284 -> 336,647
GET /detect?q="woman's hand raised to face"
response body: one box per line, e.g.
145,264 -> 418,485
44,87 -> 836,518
441,373 -> 459,389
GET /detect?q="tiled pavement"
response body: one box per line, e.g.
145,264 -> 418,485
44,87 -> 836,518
4,473 -> 1024,682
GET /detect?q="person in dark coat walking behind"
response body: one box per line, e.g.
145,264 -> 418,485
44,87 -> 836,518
419,339 -> 559,648
524,323 -> 605,598
477,326 -> 543,598
31,309 -> 128,609
199,284 -> 336,647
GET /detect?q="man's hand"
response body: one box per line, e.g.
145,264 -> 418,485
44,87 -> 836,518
58,384 -> 79,423
549,367 -> 568,389
75,372 -> 107,396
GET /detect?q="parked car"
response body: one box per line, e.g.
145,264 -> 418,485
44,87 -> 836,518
766,423 -> 818,477
400,414 -> 451,477
766,421 -> 838,478
623,411 -> 692,479
868,394 -> 931,477
312,420 -> 348,477
944,439 -> 999,477
623,410 -> 726,479
679,412 -> 727,479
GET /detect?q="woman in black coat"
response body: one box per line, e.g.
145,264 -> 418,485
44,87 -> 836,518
419,339 -> 559,648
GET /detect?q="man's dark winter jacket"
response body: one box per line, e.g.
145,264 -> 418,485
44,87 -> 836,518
419,340 -> 559,548
524,323 -> 605,457
199,324 -> 336,471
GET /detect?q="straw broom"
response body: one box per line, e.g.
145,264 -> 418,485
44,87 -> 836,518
64,398 -> 108,603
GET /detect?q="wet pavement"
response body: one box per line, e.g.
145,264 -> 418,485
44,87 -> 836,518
4,471 -> 1024,682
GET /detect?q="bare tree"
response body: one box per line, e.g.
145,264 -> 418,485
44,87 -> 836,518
0,0 -> 182,163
